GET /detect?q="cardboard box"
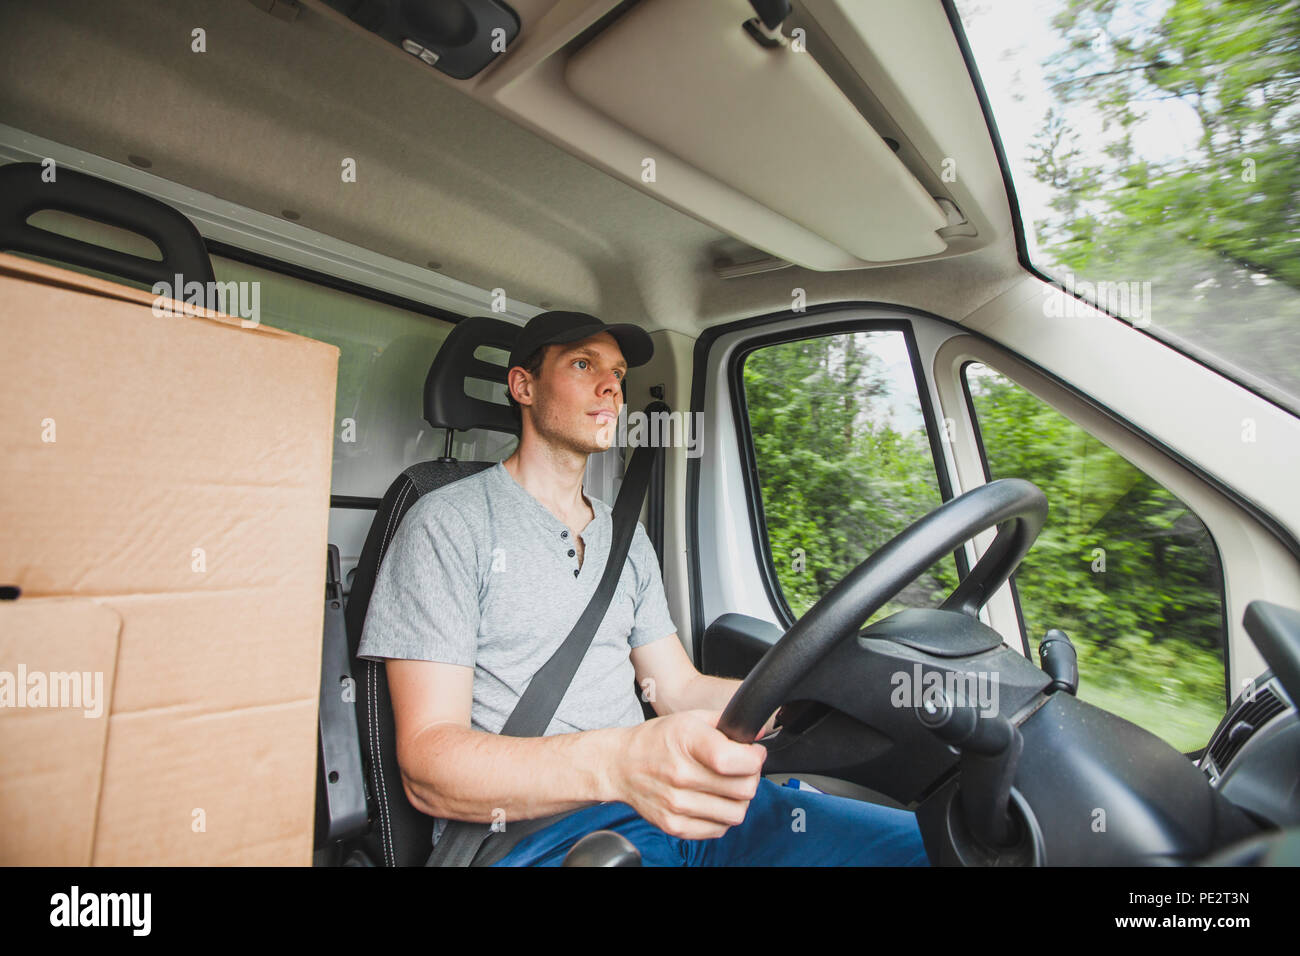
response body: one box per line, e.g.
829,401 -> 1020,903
0,253 -> 338,865
0,598 -> 120,865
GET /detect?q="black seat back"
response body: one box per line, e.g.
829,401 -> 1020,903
0,161 -> 214,287
342,315 -> 520,866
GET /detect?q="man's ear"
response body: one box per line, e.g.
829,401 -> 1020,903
508,366 -> 531,407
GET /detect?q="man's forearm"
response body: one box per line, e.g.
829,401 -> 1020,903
677,673 -> 742,713
671,674 -> 779,738
400,722 -> 629,825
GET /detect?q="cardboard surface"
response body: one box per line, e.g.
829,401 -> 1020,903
92,699 -> 319,866
0,598 -> 120,865
0,252 -> 339,865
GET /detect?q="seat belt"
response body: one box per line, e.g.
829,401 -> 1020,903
426,431 -> 663,867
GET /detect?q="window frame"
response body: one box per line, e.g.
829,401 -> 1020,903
208,240 -> 472,507
728,319 -> 969,634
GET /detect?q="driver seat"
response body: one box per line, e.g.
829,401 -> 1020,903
341,315 -> 521,866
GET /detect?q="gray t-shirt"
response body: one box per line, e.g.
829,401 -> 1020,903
357,457 -> 677,747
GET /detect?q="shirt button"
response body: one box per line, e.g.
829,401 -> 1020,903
573,569 -> 579,578
567,549 -> 575,557
561,530 -> 569,538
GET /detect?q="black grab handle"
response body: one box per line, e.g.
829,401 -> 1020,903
0,162 -> 214,287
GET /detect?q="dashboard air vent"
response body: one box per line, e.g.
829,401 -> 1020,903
1208,686 -> 1287,771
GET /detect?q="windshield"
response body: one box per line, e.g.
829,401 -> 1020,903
952,0 -> 1300,415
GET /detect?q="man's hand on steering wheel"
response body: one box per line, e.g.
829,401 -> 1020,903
755,709 -> 781,741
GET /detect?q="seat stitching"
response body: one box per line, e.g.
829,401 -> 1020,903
381,478 -> 410,555
369,661 -> 395,866
381,479 -> 416,561
367,478 -> 415,867
366,661 -> 383,863
379,664 -> 397,866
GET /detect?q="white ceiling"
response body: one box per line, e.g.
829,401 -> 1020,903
0,0 -> 1025,335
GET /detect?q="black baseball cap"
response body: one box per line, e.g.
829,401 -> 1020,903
507,310 -> 653,376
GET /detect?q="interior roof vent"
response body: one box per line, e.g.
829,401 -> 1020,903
320,0 -> 520,79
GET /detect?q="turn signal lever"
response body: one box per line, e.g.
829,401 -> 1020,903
1038,629 -> 1078,695
917,692 -> 1023,848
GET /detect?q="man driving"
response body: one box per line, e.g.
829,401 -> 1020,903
357,310 -> 930,866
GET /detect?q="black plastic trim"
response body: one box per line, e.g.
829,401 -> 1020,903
204,239 -> 470,327
749,0 -> 791,31
316,544 -> 368,847
568,0 -> 646,56
743,18 -> 784,48
0,162 -> 215,288
647,441 -> 665,574
1244,604 -> 1300,710
331,495 -> 382,510
939,0 -> 1300,420
321,0 -> 520,81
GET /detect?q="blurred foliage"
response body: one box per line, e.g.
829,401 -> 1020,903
743,333 -> 959,624
1027,0 -> 1300,404
968,366 -> 1226,751
742,335 -> 1226,753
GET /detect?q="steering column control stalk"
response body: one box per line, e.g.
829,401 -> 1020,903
917,692 -> 1024,849
1038,629 -> 1078,696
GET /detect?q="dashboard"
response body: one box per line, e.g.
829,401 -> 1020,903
1200,671 -> 1300,828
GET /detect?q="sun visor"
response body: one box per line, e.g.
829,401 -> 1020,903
565,0 -> 950,263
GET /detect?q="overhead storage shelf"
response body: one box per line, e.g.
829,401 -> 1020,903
565,0 -> 950,264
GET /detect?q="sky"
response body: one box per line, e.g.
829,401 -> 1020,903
952,0 -> 1204,264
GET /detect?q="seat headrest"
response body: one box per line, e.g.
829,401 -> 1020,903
0,161 -> 214,287
424,315 -> 521,436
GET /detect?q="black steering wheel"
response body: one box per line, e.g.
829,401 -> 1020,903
718,478 -> 1049,743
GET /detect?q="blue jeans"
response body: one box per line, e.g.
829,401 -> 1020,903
489,778 -> 931,866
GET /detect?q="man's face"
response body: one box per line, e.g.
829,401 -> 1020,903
518,331 -> 627,456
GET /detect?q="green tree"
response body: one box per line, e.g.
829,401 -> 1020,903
968,366 -> 1226,751
742,333 -> 958,621
1027,0 -> 1300,400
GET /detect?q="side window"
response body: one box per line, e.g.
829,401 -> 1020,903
741,329 -> 959,625
208,255 -> 517,498
9,209 -> 522,493
963,362 -> 1226,752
